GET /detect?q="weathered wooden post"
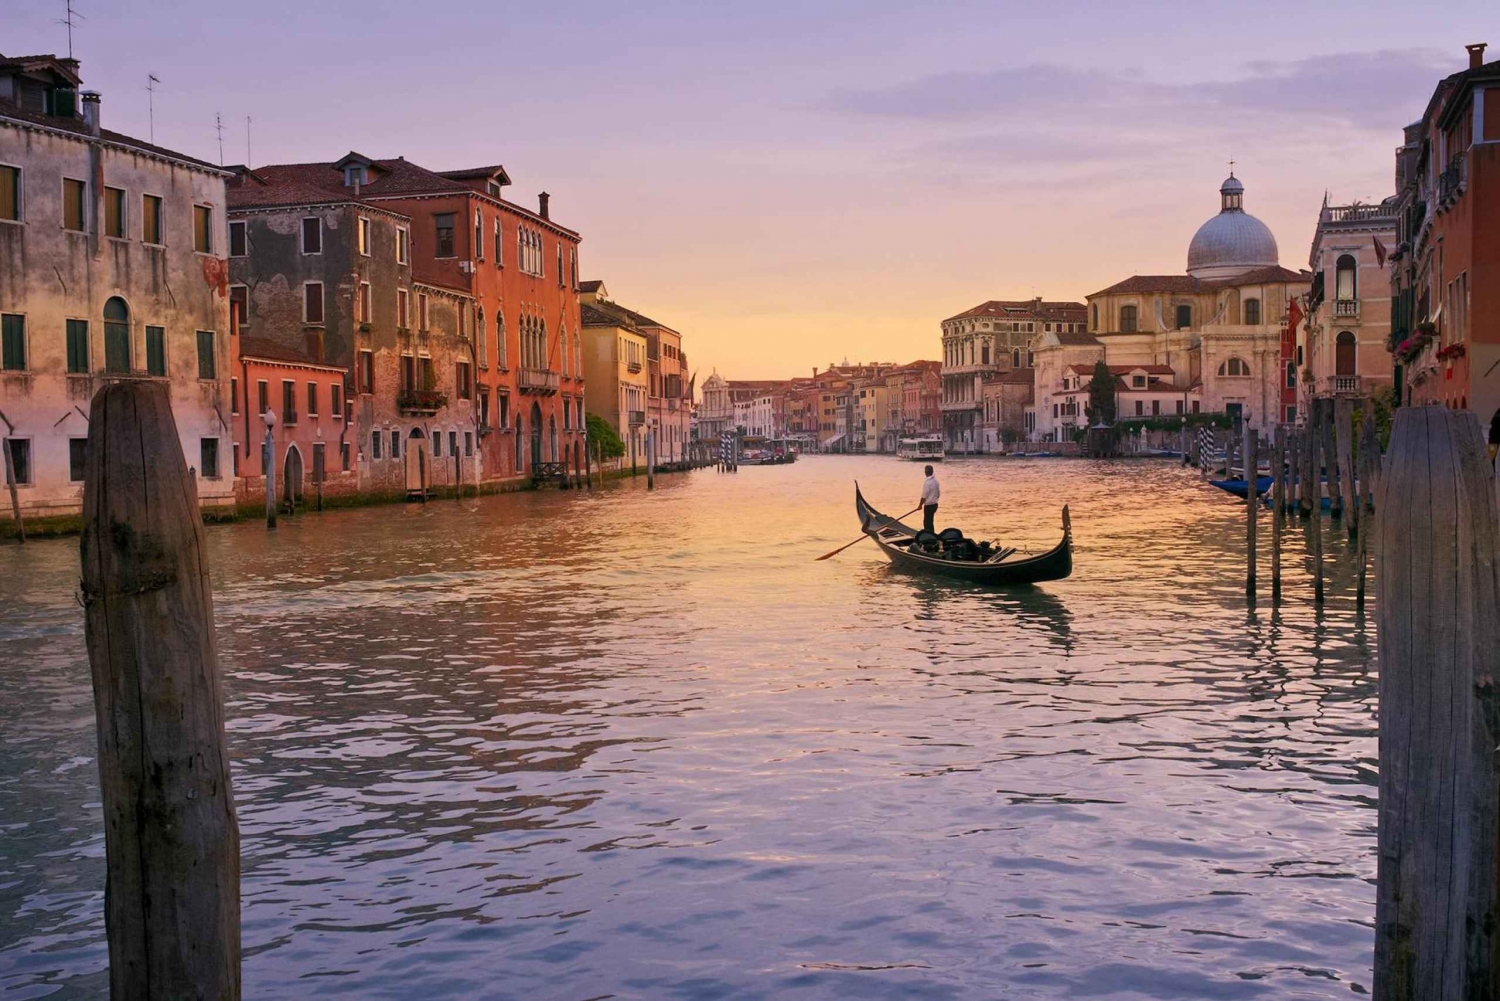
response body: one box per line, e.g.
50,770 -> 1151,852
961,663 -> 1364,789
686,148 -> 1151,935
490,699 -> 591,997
1,417 -> 23,543
1321,400 -> 1342,519
79,381 -> 241,1001
1374,406 -> 1500,999
1356,412 -> 1381,609
646,429 -> 656,491
261,421 -> 276,530
1301,409 -> 1318,518
1336,399 -> 1357,538
1272,425 -> 1284,601
630,431 -> 638,477
1245,426 -> 1257,598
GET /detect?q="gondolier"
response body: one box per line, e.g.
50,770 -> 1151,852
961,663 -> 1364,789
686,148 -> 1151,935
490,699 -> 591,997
919,465 -> 940,534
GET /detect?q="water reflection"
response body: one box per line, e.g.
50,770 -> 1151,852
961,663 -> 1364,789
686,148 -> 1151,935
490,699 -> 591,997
0,457 -> 1376,999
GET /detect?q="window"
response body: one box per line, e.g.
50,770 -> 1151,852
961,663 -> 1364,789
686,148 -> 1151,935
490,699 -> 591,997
199,439 -> 219,479
1131,375 -> 1146,388
1134,400 -> 1144,416
1119,305 -> 1138,332
475,211 -> 484,259
1285,361 -> 1296,389
358,217 -> 371,256
304,282 -> 324,324
229,220 -> 247,256
434,213 -> 455,257
1152,399 -> 1161,416
301,216 -> 321,255
401,354 -> 415,392
4,439 -> 30,485
397,288 -> 410,329
495,218 -> 503,265
196,330 -> 215,380
1,314 -> 24,371
282,381 -> 296,424
477,308 -> 487,366
390,430 -> 400,458
563,399 -> 571,430
1335,255 -> 1356,301
432,429 -> 442,457
1217,356 -> 1251,377
449,431 -> 458,457
142,195 -> 163,244
396,227 -> 409,264
1336,330 -> 1357,376
570,249 -> 577,289
341,442 -> 350,471
372,431 -> 382,459
480,391 -> 490,428
257,380 -> 269,415
104,187 -> 125,238
464,431 -> 472,457
229,285 -> 248,331
456,360 -> 471,398
104,298 -> 130,372
0,165 -> 18,221
359,350 -> 374,393
1175,400 -> 1185,415
146,325 -> 166,376
421,357 -> 434,391
231,377 -> 240,414
557,245 -> 564,286
1242,298 -> 1261,325
331,383 -> 342,419
358,283 -> 372,323
62,178 -> 86,231
193,205 -> 212,253
498,393 -> 509,429
1175,304 -> 1191,329
69,438 -> 87,482
418,293 -> 428,331
306,381 -> 319,417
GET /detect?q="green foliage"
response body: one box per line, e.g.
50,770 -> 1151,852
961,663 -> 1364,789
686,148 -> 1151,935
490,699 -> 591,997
1085,360 -> 1116,426
1351,385 -> 1396,455
586,412 -> 626,460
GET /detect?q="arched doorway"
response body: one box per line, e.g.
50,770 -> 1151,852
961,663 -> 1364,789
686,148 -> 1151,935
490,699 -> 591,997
103,296 -> 130,373
1336,331 -> 1356,376
283,445 -> 304,506
529,402 -> 543,472
405,426 -> 429,495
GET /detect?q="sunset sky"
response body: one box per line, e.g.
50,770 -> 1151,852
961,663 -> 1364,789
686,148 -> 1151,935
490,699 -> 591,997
10,0 -> 1491,379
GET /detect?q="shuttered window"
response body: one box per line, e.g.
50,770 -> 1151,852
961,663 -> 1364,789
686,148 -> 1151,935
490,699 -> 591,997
104,187 -> 124,238
193,205 -> 212,253
142,195 -> 163,244
63,178 -> 85,231
146,326 -> 166,376
196,330 -> 215,379
1,314 -> 24,370
66,319 -> 88,373
0,165 -> 18,221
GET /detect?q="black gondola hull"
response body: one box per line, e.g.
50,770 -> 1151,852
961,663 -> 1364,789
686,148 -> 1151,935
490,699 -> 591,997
854,484 -> 1072,585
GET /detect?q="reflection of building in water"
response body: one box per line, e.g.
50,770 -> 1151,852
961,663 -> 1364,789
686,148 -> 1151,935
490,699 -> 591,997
1030,174 -> 1312,442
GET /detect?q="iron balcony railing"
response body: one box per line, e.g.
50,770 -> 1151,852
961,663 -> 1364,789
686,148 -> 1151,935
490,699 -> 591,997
627,359 -> 643,373
628,410 -> 646,426
1439,153 -> 1466,202
1334,300 -> 1359,318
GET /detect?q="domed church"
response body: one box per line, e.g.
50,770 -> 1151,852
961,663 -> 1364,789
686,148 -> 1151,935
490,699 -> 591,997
1029,173 -> 1311,441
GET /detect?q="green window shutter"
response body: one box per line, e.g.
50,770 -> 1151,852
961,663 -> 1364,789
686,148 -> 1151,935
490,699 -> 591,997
3,314 -> 26,370
146,326 -> 166,376
66,319 -> 88,373
196,330 -> 215,380
105,322 -> 130,372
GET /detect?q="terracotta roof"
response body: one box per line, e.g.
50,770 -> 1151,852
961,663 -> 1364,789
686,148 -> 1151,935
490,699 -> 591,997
0,53 -> 81,85
1090,267 -> 1310,298
585,296 -> 672,332
439,165 -> 508,180
945,299 -> 1087,323
581,302 -> 631,328
578,280 -> 603,293
1205,265 -> 1310,287
1052,331 -> 1102,346
0,101 -> 224,172
984,368 -> 1036,385
238,336 -> 343,369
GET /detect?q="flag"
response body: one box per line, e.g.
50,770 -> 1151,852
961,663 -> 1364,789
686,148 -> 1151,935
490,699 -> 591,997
1287,295 -> 1303,335
1373,235 -> 1388,268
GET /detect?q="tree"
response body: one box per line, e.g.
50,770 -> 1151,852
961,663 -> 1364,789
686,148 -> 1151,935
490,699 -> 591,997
1085,360 -> 1116,426
586,412 -> 626,460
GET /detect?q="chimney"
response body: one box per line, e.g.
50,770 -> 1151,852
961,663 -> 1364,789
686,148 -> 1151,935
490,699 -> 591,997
80,91 -> 100,136
1468,43 -> 1488,70
538,191 -> 550,220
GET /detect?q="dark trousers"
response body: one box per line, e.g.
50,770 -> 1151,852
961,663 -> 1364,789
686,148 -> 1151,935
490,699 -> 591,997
923,505 -> 938,534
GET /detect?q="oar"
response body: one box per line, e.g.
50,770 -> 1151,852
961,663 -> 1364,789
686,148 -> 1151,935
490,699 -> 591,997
815,506 -> 923,561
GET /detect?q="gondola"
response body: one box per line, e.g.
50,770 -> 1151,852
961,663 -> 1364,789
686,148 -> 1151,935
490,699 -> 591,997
854,484 -> 1072,585
1208,475 -> 1273,499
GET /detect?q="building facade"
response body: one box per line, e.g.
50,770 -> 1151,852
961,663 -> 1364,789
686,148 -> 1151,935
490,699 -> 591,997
1389,43 -> 1500,421
580,283 -> 649,463
940,299 -> 1086,452
1,54 -> 234,519
695,370 -> 733,442
1302,196 -> 1398,419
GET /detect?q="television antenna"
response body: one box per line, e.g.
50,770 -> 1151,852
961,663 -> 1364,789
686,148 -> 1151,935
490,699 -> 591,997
146,74 -> 160,143
215,113 -> 224,165
57,0 -> 84,60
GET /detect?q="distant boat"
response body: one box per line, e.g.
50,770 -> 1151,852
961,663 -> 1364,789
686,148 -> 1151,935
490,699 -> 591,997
854,484 -> 1072,585
897,436 -> 945,461
1209,475 -> 1273,499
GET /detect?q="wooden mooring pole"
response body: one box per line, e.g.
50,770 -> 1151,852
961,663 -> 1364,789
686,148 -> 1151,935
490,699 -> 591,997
646,430 -> 656,491
1374,406 -> 1500,999
1335,399 -> 1356,538
1271,425 -> 1284,601
79,381 -> 241,1001
1356,412 -> 1382,610
1244,425 -> 1257,598
1,426 -> 22,543
1323,399 -> 1343,519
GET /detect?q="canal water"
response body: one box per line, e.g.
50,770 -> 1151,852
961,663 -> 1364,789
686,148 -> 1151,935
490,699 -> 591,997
0,457 -> 1376,999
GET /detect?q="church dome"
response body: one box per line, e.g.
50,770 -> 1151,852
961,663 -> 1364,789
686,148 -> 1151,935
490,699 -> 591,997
1186,174 -> 1278,279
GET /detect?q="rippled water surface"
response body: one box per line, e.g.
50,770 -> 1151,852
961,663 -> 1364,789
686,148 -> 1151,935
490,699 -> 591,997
0,457 -> 1378,999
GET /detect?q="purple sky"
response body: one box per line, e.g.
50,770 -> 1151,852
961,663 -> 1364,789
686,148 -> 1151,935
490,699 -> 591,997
10,1 -> 1492,378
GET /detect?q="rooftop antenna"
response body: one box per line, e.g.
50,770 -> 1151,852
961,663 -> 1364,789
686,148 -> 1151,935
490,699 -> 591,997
57,0 -> 84,60
214,113 -> 225,165
245,115 -> 252,167
146,74 -> 160,143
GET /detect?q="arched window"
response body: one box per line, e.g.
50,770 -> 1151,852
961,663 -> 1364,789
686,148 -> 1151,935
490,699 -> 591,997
1242,298 -> 1261,325
103,296 -> 130,373
476,308 -> 486,365
1013,348 -> 1021,367
1119,305 -> 1138,333
1285,361 -> 1296,388
981,343 -> 990,365
1091,303 -> 1098,330
1175,304 -> 1191,329
1336,330 -> 1356,376
1217,356 -> 1251,377
1335,254 -> 1356,302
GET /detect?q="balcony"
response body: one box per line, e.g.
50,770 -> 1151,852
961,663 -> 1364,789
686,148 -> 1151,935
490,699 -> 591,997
628,410 -> 646,427
627,359 -> 643,373
1333,300 -> 1359,318
1439,153 -> 1466,203
1330,375 -> 1361,395
518,368 -> 559,395
398,390 -> 447,416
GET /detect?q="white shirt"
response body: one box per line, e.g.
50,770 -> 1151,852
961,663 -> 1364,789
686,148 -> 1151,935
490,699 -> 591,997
920,475 -> 940,506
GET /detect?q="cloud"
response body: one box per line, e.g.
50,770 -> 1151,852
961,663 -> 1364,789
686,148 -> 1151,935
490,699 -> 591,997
828,48 -> 1449,133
